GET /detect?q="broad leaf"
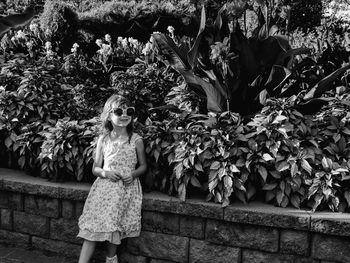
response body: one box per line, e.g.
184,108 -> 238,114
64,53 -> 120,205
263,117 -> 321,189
303,63 -> 350,100
152,33 -> 190,71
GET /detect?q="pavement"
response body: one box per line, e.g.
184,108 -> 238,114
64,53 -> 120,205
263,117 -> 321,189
0,243 -> 76,263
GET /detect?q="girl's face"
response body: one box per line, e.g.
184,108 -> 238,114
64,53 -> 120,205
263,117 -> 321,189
109,102 -> 134,127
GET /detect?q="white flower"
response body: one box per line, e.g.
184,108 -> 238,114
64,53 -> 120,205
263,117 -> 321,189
105,34 -> 111,43
71,43 -> 79,53
0,86 -> 5,92
45,41 -> 52,50
16,30 -> 26,39
121,38 -> 128,48
142,42 -> 152,55
26,41 -> 34,49
10,37 -> 16,42
29,23 -> 38,32
167,26 -> 175,34
117,36 -> 123,44
45,28 -> 52,36
95,39 -> 103,47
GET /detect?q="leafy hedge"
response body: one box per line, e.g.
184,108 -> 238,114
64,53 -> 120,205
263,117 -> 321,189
142,91 -> 350,212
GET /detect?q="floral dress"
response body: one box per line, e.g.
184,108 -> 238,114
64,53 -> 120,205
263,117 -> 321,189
78,133 -> 143,245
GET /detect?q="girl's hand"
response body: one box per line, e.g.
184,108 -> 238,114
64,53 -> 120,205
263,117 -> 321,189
122,173 -> 134,186
104,171 -> 121,182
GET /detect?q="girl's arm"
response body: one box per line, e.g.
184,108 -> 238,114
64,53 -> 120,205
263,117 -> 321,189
132,138 -> 147,179
92,135 -> 120,181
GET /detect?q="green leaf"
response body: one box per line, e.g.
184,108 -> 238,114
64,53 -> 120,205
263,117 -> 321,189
152,33 -> 190,71
303,63 -> 350,100
276,190 -> 284,205
290,194 -> 300,209
4,137 -> 12,148
210,161 -> 221,170
258,165 -> 268,182
344,190 -> 350,207
175,163 -> 184,179
262,183 -> 277,191
191,176 -> 201,188
187,5 -> 206,68
301,159 -> 312,175
178,183 -> 186,201
262,153 -> 274,162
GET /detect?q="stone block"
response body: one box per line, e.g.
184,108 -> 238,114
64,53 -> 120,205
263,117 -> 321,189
75,201 -> 85,219
0,209 -> 12,230
189,239 -> 240,263
8,192 -> 23,210
206,219 -> 279,252
120,252 -> 147,263
280,230 -> 310,256
242,249 -> 318,263
127,231 -> 189,262
0,191 -> 8,208
13,211 -> 48,237
179,216 -> 205,239
24,195 -> 59,218
50,218 -> 81,244
142,211 -> 179,235
224,202 -> 310,231
142,193 -> 223,220
0,229 -> 30,247
32,236 -> 81,258
311,214 -> 350,238
312,233 -> 350,262
62,199 -> 75,219
150,259 -> 177,263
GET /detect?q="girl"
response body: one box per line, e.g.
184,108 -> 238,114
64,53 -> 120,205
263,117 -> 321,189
78,95 -> 147,263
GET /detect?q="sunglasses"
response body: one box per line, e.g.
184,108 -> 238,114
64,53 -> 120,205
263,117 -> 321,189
111,107 -> 135,116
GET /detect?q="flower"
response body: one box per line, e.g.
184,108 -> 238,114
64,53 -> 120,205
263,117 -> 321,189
71,43 -> 79,53
105,34 -> 112,43
142,42 -> 152,55
45,41 -> 52,50
16,30 -> 26,39
26,41 -> 34,49
29,23 -> 39,32
95,39 -> 103,48
167,26 -> 175,34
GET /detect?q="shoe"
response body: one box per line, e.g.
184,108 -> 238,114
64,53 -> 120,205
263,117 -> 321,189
106,255 -> 118,263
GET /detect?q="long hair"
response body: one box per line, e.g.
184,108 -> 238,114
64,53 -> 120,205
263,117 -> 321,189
100,94 -> 134,143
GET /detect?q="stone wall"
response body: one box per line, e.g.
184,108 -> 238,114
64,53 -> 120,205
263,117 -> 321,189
1,168 -> 350,263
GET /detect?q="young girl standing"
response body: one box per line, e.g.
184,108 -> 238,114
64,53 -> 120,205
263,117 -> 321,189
78,95 -> 147,263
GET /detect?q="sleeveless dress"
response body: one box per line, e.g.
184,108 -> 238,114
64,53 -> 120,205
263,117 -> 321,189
78,133 -> 143,245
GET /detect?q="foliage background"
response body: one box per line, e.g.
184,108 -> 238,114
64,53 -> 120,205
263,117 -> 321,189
0,0 -> 350,212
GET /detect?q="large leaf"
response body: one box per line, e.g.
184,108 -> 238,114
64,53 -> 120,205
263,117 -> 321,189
152,33 -> 190,71
187,5 -> 206,68
230,27 -> 259,82
267,65 -> 292,93
181,70 -> 227,112
303,64 -> 350,100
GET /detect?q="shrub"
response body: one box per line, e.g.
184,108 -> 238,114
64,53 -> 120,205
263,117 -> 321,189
39,0 -> 78,54
39,117 -> 99,181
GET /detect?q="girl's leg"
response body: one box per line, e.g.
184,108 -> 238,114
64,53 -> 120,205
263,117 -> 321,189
106,242 -> 118,257
78,240 -> 97,263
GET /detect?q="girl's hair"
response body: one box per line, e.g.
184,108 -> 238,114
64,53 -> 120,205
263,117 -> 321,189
100,94 -> 134,143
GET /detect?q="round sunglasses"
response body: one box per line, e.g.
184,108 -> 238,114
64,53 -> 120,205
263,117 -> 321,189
110,107 -> 135,117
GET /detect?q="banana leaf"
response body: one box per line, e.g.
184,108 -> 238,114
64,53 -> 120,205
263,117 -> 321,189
152,33 -> 190,70
180,69 -> 227,112
303,64 -> 350,100
187,6 -> 206,68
